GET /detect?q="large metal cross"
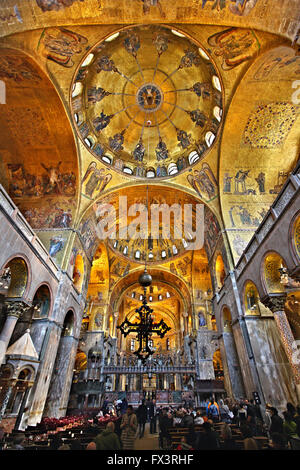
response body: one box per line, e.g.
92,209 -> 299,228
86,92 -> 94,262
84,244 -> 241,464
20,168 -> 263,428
117,297 -> 171,363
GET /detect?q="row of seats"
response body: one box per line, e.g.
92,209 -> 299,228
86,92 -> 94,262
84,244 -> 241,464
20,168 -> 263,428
167,424 -> 268,450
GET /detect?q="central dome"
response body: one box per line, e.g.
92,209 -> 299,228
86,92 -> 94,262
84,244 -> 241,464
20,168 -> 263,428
71,25 -> 223,179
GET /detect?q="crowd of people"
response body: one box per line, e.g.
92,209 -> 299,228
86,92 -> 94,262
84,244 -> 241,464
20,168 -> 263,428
2,397 -> 300,451
156,398 -> 300,450
85,396 -> 300,451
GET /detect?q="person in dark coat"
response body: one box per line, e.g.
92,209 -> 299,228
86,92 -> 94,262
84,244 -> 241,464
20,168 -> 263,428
87,422 -> 121,450
137,399 -> 148,438
149,399 -> 158,434
120,397 -> 128,415
269,407 -> 283,435
159,408 -> 173,449
102,396 -> 109,415
195,422 -> 220,450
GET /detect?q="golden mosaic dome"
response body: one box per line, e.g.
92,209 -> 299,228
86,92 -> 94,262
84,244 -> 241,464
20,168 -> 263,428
71,25 -> 223,179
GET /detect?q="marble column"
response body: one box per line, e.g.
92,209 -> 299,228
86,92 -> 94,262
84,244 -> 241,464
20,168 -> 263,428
262,294 -> 300,398
182,312 -> 188,335
84,393 -> 89,410
0,380 -> 16,421
27,322 -> 62,426
112,312 -> 119,337
221,332 -> 245,399
0,301 -> 30,366
14,383 -> 33,431
175,374 -> 181,391
43,334 -> 79,418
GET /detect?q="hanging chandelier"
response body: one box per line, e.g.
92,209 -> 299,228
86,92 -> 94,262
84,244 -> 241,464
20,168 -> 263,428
117,268 -> 171,364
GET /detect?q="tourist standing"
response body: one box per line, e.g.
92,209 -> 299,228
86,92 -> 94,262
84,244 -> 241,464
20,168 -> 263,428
208,401 -> 220,423
269,407 -> 283,435
120,405 -> 138,449
149,399 -> 158,434
137,399 -> 148,438
283,411 -> 298,444
159,408 -> 173,449
120,397 -> 128,415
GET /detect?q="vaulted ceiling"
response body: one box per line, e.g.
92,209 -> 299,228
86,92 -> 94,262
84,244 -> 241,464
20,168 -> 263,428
0,0 -> 299,282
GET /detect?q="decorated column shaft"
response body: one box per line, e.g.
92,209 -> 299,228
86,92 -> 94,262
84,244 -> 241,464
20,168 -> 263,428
0,380 -> 17,421
44,334 -> 79,418
262,294 -> 300,388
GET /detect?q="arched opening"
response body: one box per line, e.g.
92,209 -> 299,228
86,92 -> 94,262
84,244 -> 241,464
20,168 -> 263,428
108,315 -> 113,337
263,252 -> 287,294
223,306 -> 232,332
72,254 -> 84,293
32,284 -> 51,319
62,310 -> 75,337
8,281 -> 50,347
5,368 -> 33,417
291,214 -> 300,262
213,349 -> 223,380
215,254 -> 226,290
4,257 -> 28,298
244,281 -> 260,315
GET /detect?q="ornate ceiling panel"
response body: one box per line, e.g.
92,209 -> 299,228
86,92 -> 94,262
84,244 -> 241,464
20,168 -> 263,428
0,0 -> 299,43
70,25 -> 223,179
219,45 -> 300,264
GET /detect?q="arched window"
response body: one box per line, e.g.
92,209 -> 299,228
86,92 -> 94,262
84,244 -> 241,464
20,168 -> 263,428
205,131 -> 215,147
291,215 -> 300,261
102,154 -> 113,165
84,136 -> 95,148
212,75 -> 221,92
72,82 -> 83,98
146,167 -> 156,178
223,306 -> 232,332
244,281 -> 260,315
188,150 -> 200,165
105,32 -> 120,42
62,311 -> 75,337
213,349 -> 223,379
198,47 -> 210,60
213,106 -> 222,122
32,285 -> 51,319
263,252 -> 286,294
4,257 -> 28,298
168,163 -> 178,175
81,53 -> 94,67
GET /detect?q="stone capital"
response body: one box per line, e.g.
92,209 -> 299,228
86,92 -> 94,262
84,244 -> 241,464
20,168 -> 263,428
4,300 -> 31,319
261,294 -> 287,313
